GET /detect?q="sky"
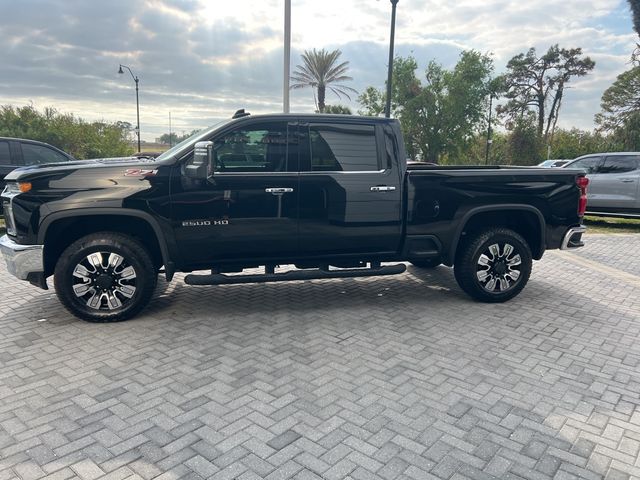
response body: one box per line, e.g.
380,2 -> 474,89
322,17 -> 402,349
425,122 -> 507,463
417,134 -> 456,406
0,0 -> 637,142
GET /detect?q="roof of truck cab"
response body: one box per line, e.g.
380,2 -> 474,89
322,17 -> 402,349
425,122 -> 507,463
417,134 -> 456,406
229,113 -> 398,124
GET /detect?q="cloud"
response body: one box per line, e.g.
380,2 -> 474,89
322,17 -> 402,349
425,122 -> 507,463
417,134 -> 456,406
0,0 -> 635,139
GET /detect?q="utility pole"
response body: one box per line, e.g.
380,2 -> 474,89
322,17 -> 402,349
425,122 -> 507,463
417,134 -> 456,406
385,0 -> 399,118
283,0 -> 291,113
485,94 -> 493,165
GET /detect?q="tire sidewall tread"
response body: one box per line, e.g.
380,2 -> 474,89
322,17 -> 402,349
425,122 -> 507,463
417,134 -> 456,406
54,232 -> 157,322
454,227 -> 532,303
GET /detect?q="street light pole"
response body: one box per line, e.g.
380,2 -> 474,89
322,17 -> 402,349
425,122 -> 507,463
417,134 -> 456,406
385,0 -> 399,118
118,64 -> 141,153
485,93 -> 493,165
283,0 -> 291,113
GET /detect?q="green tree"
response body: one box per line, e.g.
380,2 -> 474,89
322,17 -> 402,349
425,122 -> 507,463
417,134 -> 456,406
156,129 -> 200,145
0,105 -> 133,159
357,87 -> 385,117
552,128 -> 620,158
321,105 -> 352,114
507,115 -> 542,165
630,0 -> 640,34
595,67 -> 640,131
290,49 -> 357,113
359,51 -> 494,163
629,0 -> 640,61
446,131 -> 509,165
157,133 -> 179,144
498,45 -> 595,144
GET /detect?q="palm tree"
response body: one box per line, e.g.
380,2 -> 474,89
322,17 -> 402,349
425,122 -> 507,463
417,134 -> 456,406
290,49 -> 357,113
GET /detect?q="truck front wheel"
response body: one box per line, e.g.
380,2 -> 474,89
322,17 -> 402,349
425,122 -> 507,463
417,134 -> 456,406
454,228 -> 532,303
54,232 -> 157,322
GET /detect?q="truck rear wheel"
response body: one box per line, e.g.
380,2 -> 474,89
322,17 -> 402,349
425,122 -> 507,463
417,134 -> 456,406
54,232 -> 157,322
454,228 -> 532,303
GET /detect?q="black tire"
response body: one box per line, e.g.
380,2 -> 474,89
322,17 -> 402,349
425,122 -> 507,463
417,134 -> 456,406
409,259 -> 441,269
454,228 -> 532,303
54,232 -> 157,322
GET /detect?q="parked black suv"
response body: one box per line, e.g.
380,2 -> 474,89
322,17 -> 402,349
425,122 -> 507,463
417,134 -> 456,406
0,137 -> 75,190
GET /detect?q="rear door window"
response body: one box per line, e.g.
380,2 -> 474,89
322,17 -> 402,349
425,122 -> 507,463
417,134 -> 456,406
307,124 -> 379,172
600,155 -> 639,174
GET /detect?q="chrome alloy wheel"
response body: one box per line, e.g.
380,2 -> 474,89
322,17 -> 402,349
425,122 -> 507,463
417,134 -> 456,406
476,243 -> 522,292
71,252 -> 137,310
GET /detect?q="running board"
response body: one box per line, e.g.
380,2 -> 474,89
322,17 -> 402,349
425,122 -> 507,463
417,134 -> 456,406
184,264 -> 407,286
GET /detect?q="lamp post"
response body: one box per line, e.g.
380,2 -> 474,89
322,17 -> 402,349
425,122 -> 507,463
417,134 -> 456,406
485,93 -> 493,165
118,64 -> 141,152
385,0 -> 399,118
283,0 -> 291,113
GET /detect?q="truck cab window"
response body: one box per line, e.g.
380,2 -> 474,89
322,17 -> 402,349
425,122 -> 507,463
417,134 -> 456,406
309,124 -> 378,171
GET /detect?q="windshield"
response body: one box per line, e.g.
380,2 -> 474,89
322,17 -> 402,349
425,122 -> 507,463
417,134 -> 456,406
155,119 -> 230,162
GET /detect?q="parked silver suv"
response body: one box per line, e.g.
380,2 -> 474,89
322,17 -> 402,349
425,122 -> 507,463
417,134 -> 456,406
564,152 -> 640,218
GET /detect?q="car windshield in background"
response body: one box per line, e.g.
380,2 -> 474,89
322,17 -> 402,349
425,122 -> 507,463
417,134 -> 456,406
538,159 -> 569,167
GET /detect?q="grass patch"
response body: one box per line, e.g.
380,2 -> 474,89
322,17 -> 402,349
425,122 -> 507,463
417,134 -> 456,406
584,215 -> 640,234
0,217 -> 4,236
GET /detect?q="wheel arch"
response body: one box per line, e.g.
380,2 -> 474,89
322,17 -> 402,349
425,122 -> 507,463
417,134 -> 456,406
39,209 -> 174,280
448,205 -> 546,264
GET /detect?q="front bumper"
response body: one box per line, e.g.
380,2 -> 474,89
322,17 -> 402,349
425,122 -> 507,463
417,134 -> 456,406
560,225 -> 587,250
0,234 -> 44,280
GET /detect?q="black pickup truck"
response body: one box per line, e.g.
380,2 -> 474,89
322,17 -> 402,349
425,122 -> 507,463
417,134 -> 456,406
0,112 -> 588,322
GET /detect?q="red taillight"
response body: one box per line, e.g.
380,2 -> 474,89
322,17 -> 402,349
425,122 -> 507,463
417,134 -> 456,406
577,176 -> 589,216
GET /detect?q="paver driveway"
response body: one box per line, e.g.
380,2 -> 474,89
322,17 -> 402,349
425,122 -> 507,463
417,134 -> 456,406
1,233 -> 640,480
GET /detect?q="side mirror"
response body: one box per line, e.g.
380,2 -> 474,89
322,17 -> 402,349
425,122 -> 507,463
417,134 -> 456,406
185,141 -> 213,179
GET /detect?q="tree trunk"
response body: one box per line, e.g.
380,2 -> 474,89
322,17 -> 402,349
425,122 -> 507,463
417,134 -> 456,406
317,85 -> 326,113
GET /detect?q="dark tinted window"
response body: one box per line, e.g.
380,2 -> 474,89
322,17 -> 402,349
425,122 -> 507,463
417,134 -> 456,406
308,124 -> 378,171
569,156 -> 601,174
22,143 -> 69,165
600,155 -> 639,174
213,122 -> 297,173
0,141 -> 10,165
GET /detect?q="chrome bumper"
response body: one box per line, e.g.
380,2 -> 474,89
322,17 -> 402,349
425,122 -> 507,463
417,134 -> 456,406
560,225 -> 587,250
0,235 -> 44,280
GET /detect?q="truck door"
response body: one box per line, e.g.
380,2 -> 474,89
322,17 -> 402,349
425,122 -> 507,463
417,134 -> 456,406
596,155 -> 640,210
297,121 -> 402,256
170,121 -> 300,266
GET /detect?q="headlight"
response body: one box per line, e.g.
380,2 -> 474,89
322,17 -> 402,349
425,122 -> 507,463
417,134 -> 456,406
3,183 -> 20,195
3,200 -> 16,236
3,182 -> 31,194
2,183 -> 20,236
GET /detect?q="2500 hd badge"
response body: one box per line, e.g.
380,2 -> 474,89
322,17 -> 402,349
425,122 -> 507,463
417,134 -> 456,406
181,220 -> 229,227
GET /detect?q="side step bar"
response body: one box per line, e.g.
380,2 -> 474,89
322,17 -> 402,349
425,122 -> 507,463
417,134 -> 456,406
184,263 -> 407,286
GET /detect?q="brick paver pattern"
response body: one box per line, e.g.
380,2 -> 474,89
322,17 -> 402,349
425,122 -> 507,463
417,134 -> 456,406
1,233 -> 640,480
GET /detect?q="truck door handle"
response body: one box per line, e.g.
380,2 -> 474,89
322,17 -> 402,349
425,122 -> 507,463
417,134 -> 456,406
265,187 -> 294,194
620,178 -> 636,183
370,186 -> 396,192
